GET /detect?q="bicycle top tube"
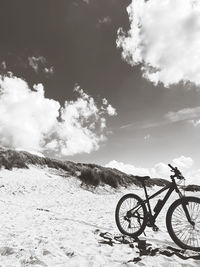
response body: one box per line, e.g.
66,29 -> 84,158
146,182 -> 172,202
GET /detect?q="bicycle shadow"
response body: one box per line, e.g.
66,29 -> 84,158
98,232 -> 200,263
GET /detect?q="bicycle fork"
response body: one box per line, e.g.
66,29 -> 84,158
181,199 -> 195,227
176,185 -> 195,227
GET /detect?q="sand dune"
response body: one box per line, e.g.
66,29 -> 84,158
0,166 -> 199,266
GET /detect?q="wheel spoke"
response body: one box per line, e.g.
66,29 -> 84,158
169,198 -> 200,250
116,194 -> 146,236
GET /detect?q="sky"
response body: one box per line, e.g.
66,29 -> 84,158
1,0 -> 200,183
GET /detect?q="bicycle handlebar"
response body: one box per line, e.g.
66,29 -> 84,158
168,164 -> 175,171
168,164 -> 184,180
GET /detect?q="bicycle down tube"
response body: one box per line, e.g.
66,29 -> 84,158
130,179 -> 183,222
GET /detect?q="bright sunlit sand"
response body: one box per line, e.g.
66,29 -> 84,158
0,166 -> 199,267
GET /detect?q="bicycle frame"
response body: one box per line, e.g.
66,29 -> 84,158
130,177 -> 184,225
116,164 -> 200,251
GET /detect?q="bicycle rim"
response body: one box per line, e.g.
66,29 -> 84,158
167,197 -> 200,251
115,194 -> 147,237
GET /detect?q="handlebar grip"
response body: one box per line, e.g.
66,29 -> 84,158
168,164 -> 175,170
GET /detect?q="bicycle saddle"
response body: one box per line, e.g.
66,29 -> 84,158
135,176 -> 150,181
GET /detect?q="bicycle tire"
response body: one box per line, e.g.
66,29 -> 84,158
166,196 -> 200,251
115,193 -> 147,237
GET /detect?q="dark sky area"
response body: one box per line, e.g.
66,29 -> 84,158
0,0 -> 200,170
0,0 -> 131,103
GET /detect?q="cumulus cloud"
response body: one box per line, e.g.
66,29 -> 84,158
172,155 -> 194,169
105,160 -> 170,178
106,104 -> 117,116
105,160 -> 150,176
106,156 -> 195,183
151,163 -> 171,179
0,75 -> 116,156
187,169 -> 200,184
102,98 -> 117,116
0,76 -> 59,151
102,98 -> 108,105
117,0 -> 200,87
46,86 -> 115,156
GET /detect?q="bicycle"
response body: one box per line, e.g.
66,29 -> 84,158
115,164 -> 200,251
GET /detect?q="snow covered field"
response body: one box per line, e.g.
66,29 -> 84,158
0,166 -> 199,267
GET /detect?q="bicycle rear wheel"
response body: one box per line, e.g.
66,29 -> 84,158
166,197 -> 200,251
115,193 -> 147,237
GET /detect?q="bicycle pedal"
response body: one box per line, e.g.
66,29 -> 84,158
152,225 -> 159,232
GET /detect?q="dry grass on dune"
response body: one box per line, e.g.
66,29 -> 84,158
0,147 -> 198,191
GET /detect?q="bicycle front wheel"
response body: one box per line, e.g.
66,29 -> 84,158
166,197 -> 200,251
115,193 -> 147,238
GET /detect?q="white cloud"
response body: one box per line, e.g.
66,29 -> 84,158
187,169 -> 200,185
121,106 -> 200,129
1,61 -> 6,71
165,106 -> 200,122
105,160 -> 150,176
102,98 -> 108,105
98,17 -> 112,25
172,155 -> 194,169
28,56 -> 54,76
151,162 -> 171,179
44,66 -> 54,75
0,76 -> 59,151
106,104 -> 117,116
117,0 -> 200,87
100,117 -> 106,130
47,85 -> 115,156
28,56 -> 46,73
105,160 -> 171,179
101,98 -> 117,116
0,75 -> 116,156
190,119 -> 200,127
106,156 -> 196,184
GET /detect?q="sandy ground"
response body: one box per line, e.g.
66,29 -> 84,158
0,166 -> 199,267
